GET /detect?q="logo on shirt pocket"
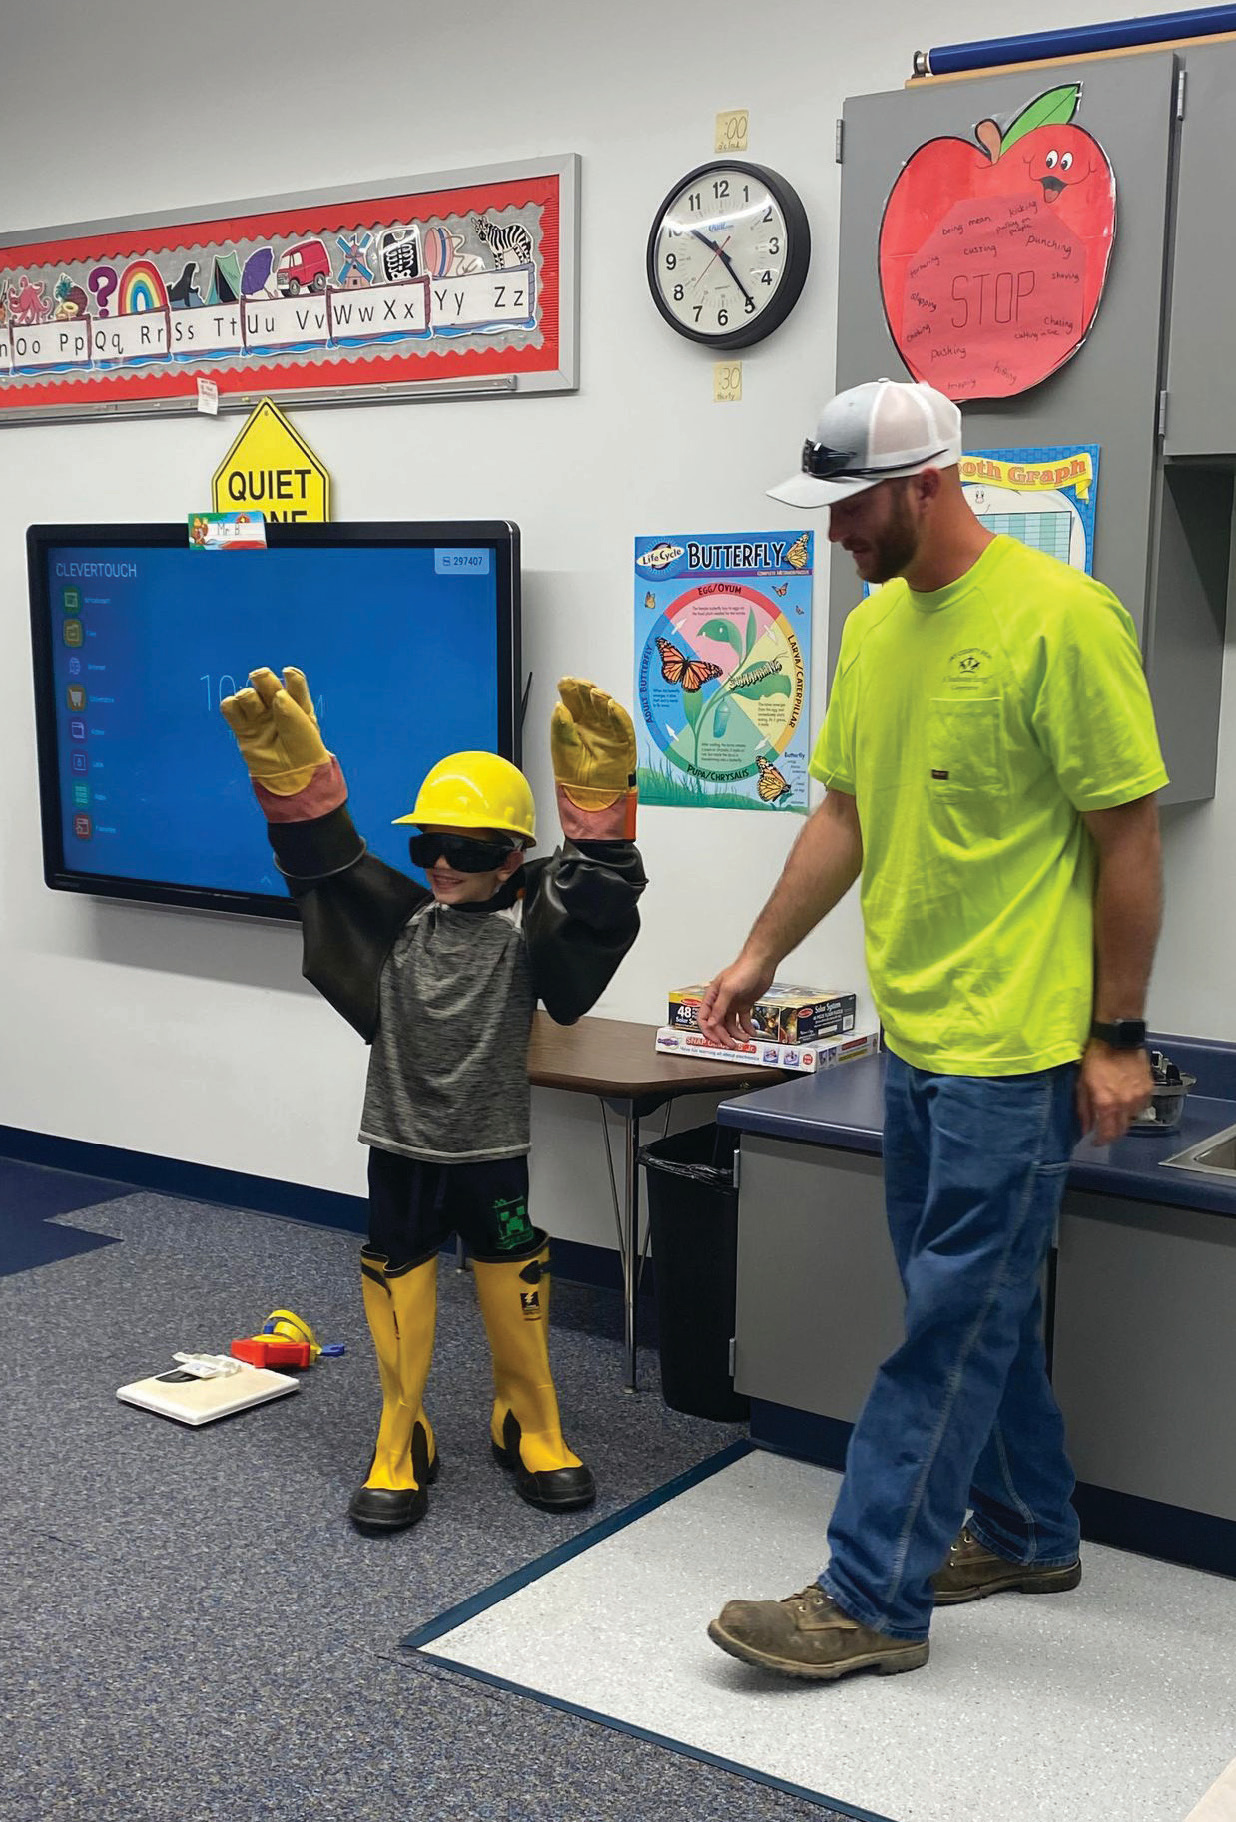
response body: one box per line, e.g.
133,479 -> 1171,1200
945,647 -> 995,687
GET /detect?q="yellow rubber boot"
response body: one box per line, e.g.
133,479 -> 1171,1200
471,1243 -> 595,1511
348,1247 -> 439,1532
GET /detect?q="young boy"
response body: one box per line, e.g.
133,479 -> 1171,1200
221,667 -> 645,1532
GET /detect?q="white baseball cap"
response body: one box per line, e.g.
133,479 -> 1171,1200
767,378 -> 963,508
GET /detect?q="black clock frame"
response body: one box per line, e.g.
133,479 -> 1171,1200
645,160 -> 811,351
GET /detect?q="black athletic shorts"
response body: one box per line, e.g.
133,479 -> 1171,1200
366,1146 -> 540,1271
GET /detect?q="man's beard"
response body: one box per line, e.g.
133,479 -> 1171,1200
864,490 -> 920,585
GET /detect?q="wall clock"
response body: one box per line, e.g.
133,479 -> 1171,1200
646,161 -> 811,349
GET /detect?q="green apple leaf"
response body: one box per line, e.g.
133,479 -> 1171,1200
998,84 -> 1080,156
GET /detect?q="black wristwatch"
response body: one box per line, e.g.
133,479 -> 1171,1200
1090,1018 -> 1147,1050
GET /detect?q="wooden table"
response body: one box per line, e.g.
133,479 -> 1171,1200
527,1012 -> 788,1391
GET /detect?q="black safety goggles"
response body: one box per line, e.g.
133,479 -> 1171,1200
408,831 -> 521,874
801,439 -> 949,480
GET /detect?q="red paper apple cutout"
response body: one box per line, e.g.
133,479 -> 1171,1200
879,85 -> 1116,401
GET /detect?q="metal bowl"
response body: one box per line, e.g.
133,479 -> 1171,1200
1130,1072 -> 1196,1135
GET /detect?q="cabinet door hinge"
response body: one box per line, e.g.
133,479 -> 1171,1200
1176,69 -> 1187,121
728,1336 -> 737,1376
1158,389 -> 1169,439
835,118 -> 845,163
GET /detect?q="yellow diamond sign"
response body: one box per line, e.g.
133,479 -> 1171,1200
212,398 -> 330,523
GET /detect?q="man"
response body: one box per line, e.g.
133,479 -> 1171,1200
701,378 -> 1166,1682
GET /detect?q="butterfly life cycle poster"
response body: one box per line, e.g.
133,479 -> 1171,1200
634,530 -> 813,813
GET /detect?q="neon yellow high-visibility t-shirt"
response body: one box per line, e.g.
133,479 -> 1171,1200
810,536 -> 1168,1075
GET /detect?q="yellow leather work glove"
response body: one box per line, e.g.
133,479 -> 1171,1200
219,666 -> 330,796
550,677 -> 637,840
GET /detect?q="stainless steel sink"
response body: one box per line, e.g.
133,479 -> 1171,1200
1161,1123 -> 1236,1177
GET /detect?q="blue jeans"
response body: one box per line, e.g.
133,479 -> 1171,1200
819,1054 -> 1082,1640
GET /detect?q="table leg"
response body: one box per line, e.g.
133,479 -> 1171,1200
623,1099 -> 641,1393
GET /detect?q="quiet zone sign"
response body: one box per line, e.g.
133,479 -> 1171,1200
212,398 -> 330,522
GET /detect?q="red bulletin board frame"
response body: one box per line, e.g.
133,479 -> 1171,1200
0,156 -> 579,424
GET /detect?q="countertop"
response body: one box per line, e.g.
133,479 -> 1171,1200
718,1037 -> 1236,1220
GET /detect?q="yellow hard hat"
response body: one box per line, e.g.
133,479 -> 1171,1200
394,751 -> 536,843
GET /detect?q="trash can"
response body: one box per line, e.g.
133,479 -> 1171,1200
640,1123 -> 749,1422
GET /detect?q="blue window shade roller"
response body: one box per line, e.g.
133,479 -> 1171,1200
914,5 -> 1236,76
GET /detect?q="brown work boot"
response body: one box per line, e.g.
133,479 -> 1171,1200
707,1582 -> 929,1681
931,1526 -> 1082,1605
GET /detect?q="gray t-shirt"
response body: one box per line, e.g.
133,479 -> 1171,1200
358,896 -> 535,1162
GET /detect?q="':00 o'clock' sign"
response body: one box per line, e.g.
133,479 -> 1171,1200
879,84 -> 1116,401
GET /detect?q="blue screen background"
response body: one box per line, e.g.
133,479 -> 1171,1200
46,543 -> 505,899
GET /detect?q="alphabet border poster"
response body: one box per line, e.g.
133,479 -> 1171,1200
0,157 -> 578,424
635,531 -> 813,813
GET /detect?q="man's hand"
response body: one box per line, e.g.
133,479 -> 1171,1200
550,677 -> 637,840
1077,1041 -> 1153,1146
696,953 -> 777,1048
220,666 -> 330,796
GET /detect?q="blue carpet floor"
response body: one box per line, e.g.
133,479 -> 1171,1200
0,1169 -> 843,1822
0,1159 -> 126,1275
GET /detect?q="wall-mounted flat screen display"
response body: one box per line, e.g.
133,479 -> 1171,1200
28,520 -> 521,919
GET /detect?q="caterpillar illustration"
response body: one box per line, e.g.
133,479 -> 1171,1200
724,658 -> 783,692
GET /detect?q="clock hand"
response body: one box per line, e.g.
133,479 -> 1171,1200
690,228 -> 731,288
713,243 -> 755,308
690,229 -> 754,307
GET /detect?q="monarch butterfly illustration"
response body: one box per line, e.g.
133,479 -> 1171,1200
656,636 -> 722,692
644,590 -> 656,611
786,532 -> 810,571
756,755 -> 792,803
772,582 -> 788,597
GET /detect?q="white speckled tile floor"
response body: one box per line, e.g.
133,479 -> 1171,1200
419,1448 -> 1236,1822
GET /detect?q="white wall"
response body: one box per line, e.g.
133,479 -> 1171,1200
0,0 -> 1223,1245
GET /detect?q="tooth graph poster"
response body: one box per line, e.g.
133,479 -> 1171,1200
961,444 -> 1100,573
0,157 -> 578,424
635,531 -> 813,813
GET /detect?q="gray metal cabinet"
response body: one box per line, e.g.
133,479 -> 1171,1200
834,54 -> 1179,659
732,1135 -> 902,1417
1051,1190 -> 1236,1521
834,54 -> 1228,805
733,1134 -> 1236,1531
1163,41 -> 1236,459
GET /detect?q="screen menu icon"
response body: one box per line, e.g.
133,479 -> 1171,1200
63,619 -> 84,647
73,814 -> 92,839
70,752 -> 88,775
67,685 -> 87,711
